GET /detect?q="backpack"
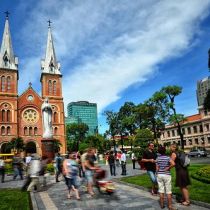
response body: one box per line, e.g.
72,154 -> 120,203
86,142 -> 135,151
177,152 -> 190,167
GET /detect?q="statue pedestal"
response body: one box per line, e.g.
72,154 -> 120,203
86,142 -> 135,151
41,138 -> 55,160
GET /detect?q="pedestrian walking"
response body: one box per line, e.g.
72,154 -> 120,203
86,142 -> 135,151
27,154 -> 41,192
141,142 -> 158,195
13,153 -> 24,180
54,153 -> 63,182
0,156 -> 5,183
170,143 -> 191,206
63,153 -> 81,200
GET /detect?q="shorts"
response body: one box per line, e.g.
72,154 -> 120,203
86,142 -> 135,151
85,170 -> 93,183
65,177 -> 78,189
147,171 -> 157,184
157,174 -> 172,194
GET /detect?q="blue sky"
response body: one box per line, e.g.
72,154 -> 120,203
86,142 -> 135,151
1,0 -> 210,133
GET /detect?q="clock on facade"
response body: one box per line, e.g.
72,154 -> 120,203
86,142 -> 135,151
27,95 -> 34,101
22,109 -> 39,124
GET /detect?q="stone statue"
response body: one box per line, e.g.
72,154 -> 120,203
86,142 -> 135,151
41,98 -> 53,139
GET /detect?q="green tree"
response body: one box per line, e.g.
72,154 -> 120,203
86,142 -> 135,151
66,123 -> 89,151
161,85 -> 185,149
7,137 -> 25,153
53,139 -> 62,153
104,111 -> 119,151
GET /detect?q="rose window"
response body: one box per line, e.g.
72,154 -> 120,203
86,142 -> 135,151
22,109 -> 39,124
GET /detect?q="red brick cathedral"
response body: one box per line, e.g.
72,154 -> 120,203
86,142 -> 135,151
0,15 -> 66,155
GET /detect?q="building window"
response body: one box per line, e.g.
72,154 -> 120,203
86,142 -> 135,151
7,126 -> 10,135
54,127 -> 58,135
48,80 -> 52,94
24,127 -> 27,135
172,130 -> 175,137
1,76 -> 6,91
182,128 -> 185,135
199,125 -> 203,133
187,127 -> 191,134
1,110 -> 5,122
53,112 -> 58,123
7,110 -> 10,122
208,137 -> 210,144
195,138 -> 199,144
34,127 -> 38,135
204,110 -> 208,116
184,140 -> 186,146
7,76 -> 11,90
193,126 -> 197,133
1,126 -> 5,135
53,81 -> 56,95
205,124 -> 209,132
188,139 -> 192,145
29,127 -> 33,136
167,131 -> 170,137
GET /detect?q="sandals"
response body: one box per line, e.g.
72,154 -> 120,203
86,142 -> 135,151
181,201 -> 190,206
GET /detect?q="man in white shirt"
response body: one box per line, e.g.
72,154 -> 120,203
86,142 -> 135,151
120,150 -> 126,175
131,152 -> 136,169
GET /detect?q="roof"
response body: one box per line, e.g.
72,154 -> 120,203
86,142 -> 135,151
185,114 -> 201,122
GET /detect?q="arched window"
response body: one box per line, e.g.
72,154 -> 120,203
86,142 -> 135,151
7,126 -> 10,135
1,126 -> 5,135
1,76 -> 6,91
54,127 -> 58,135
48,80 -> 52,94
29,127 -> 33,136
2,110 -> 5,122
34,127 -> 38,135
7,76 -> 11,90
53,81 -> 56,95
24,127 -> 27,135
53,112 -> 58,123
7,110 -> 10,122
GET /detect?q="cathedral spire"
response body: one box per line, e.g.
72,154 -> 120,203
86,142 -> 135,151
41,20 -> 61,75
0,12 -> 18,70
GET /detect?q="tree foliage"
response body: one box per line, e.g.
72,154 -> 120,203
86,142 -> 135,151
6,137 -> 25,153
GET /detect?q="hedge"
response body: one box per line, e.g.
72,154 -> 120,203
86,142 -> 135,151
191,165 -> 210,184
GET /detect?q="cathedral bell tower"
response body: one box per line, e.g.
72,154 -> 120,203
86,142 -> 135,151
40,21 -> 66,153
0,12 -> 18,143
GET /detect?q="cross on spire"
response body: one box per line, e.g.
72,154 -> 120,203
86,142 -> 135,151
48,20 -> 52,27
29,82 -> 32,87
5,11 -> 9,19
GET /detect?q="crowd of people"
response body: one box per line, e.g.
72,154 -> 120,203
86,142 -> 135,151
0,143 -> 191,209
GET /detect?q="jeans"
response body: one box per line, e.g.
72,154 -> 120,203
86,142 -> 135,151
0,167 -> 5,182
13,166 -> 23,180
147,171 -> 157,184
121,161 -> 126,175
109,164 -> 116,176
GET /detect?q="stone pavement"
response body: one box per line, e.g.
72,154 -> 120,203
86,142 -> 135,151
0,164 -> 209,210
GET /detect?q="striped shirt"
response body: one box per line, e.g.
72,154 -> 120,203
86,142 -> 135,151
156,155 -> 171,175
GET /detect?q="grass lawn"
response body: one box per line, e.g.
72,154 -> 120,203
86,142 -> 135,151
121,164 -> 210,204
0,189 -> 31,210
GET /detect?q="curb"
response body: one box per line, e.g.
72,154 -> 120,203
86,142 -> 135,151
30,192 -> 38,210
115,179 -> 210,209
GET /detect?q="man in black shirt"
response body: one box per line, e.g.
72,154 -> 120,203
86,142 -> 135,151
141,142 -> 157,195
108,151 -> 116,176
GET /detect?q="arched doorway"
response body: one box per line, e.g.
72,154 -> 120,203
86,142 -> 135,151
0,142 -> 11,153
25,141 -> 37,154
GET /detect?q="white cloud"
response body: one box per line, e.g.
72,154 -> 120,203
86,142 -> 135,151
16,0 -> 210,114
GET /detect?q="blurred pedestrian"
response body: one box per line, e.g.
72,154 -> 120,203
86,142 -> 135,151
0,156 -> 5,183
13,153 -> 24,180
63,153 -> 80,200
54,153 -> 62,182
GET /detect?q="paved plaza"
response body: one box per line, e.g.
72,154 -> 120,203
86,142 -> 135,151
0,164 -> 209,210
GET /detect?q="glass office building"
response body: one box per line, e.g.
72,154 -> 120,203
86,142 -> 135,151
66,101 -> 98,135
